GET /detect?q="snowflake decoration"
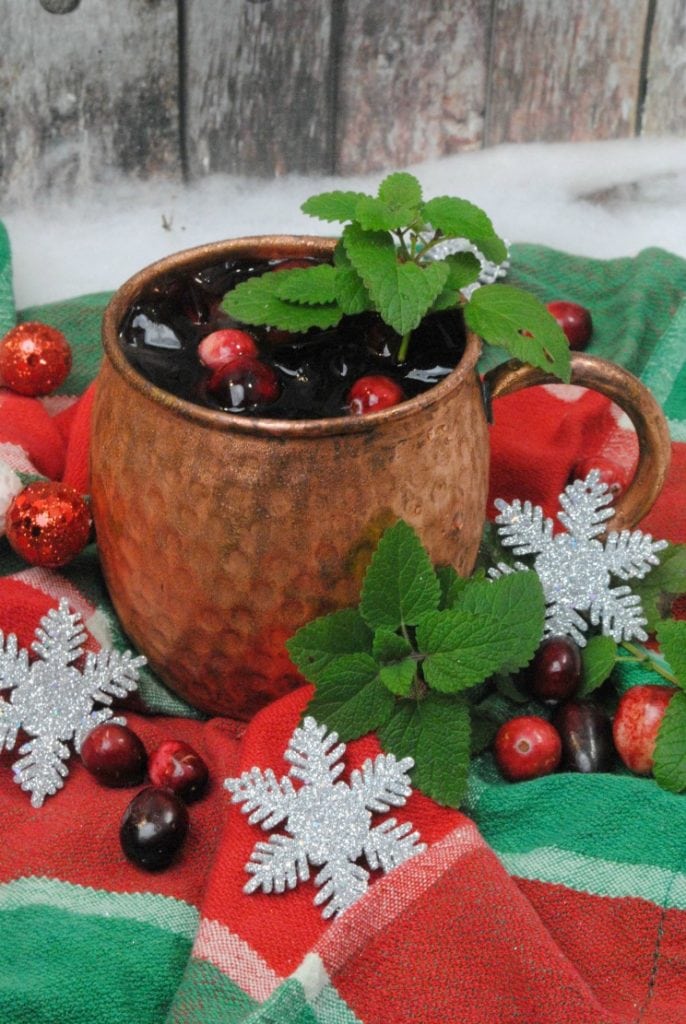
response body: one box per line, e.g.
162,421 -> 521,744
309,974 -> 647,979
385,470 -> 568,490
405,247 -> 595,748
488,469 -> 668,646
224,717 -> 426,918
0,598 -> 146,807
426,235 -> 510,296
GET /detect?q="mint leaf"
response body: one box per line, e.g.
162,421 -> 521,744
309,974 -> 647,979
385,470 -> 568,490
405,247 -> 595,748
457,571 -> 546,674
332,247 -> 373,315
273,264 -> 338,305
379,692 -> 471,807
653,690 -> 686,792
372,629 -> 416,694
633,544 -> 686,631
579,635 -> 617,696
360,520 -> 441,630
222,274 -> 342,332
436,564 -> 473,609
355,196 -> 417,232
656,620 -> 686,689
464,284 -> 572,383
416,608 -> 504,691
286,609 -> 373,682
306,652 -> 393,739
301,190 -> 369,224
343,223 -> 449,335
378,172 -> 423,211
430,252 -> 481,312
421,196 -> 507,264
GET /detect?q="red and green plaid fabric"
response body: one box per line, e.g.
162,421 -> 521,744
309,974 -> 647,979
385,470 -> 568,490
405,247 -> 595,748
1,220 -> 685,1023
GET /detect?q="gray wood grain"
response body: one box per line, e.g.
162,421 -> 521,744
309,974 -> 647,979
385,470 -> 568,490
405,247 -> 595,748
641,0 -> 686,135
0,0 -> 181,207
183,0 -> 334,178
334,0 -> 491,175
485,0 -> 651,145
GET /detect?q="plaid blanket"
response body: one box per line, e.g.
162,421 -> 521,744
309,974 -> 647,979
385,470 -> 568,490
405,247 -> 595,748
1,220 -> 686,1024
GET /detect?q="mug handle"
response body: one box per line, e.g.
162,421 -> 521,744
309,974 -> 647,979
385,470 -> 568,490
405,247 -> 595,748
483,352 -> 672,532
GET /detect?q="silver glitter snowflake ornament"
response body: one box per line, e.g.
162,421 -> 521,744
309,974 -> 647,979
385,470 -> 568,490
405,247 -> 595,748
225,717 -> 426,918
0,599 -> 146,807
489,470 -> 667,646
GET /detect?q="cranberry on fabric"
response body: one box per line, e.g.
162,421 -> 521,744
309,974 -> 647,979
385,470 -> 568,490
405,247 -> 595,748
6,481 -> 91,568
0,322 -> 72,396
527,635 -> 582,703
120,787 -> 189,871
546,301 -> 593,351
147,740 -> 209,803
81,723 -> 147,788
494,716 -> 562,781
613,685 -> 675,775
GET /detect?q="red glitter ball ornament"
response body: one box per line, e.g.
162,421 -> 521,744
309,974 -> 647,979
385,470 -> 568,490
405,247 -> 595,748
6,481 -> 91,567
0,322 -> 72,396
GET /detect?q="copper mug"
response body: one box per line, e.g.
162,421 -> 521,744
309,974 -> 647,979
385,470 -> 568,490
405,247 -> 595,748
91,236 -> 671,719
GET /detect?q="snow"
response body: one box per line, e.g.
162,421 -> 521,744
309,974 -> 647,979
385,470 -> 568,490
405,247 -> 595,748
3,136 -> 686,310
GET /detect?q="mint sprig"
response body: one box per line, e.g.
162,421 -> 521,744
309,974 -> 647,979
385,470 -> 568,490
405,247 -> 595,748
286,520 -> 546,808
222,172 -> 571,380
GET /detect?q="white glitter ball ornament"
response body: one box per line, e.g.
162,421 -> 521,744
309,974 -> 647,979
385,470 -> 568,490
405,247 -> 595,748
0,598 -> 146,807
225,717 -> 426,918
489,469 -> 667,646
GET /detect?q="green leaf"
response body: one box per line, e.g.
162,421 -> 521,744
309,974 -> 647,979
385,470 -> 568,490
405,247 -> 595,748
355,196 -> 418,232
464,284 -> 572,383
416,608 -> 505,692
457,571 -> 546,674
653,690 -> 686,792
656,620 -> 686,689
378,172 -> 423,211
632,544 -> 686,631
222,274 -> 343,332
301,190 -> 369,224
470,711 -> 500,754
273,264 -> 338,305
372,628 -> 417,695
436,564 -> 472,609
429,252 -> 482,312
305,652 -> 394,739
332,247 -> 373,315
579,635 -> 617,696
421,196 -> 507,264
379,692 -> 471,807
286,609 -> 373,682
360,520 -> 441,630
343,223 -> 449,335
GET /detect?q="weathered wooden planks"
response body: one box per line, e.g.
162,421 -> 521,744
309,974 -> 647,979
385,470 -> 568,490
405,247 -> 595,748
642,0 -> 686,135
183,0 -> 335,178
485,0 -> 651,144
334,0 -> 492,174
0,0 -> 181,206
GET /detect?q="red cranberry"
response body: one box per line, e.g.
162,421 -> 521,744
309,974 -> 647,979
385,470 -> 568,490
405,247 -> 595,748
612,685 -> 675,775
528,635 -> 582,704
80,723 -> 146,787
347,375 -> 404,415
494,716 -> 562,781
148,740 -> 209,803
553,701 -> 615,773
120,787 -> 189,870
546,300 -> 593,351
198,328 -> 258,370
208,355 -> 280,410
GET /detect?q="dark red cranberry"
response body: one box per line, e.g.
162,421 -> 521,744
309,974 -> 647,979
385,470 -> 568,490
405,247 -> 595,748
208,355 -> 280,410
198,328 -> 258,370
347,375 -> 404,415
120,787 -> 189,870
528,635 -> 582,704
546,300 -> 593,350
612,685 -> 675,776
147,740 -> 209,803
494,716 -> 562,781
80,723 -> 147,787
553,701 -> 615,773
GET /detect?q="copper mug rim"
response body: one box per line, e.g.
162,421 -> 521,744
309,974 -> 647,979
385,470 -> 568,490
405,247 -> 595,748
101,234 -> 484,440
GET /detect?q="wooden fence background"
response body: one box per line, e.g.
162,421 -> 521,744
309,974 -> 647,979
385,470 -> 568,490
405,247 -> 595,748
2,0 -> 685,207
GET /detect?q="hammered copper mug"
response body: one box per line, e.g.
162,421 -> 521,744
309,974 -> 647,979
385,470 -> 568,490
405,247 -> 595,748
90,236 -> 671,719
